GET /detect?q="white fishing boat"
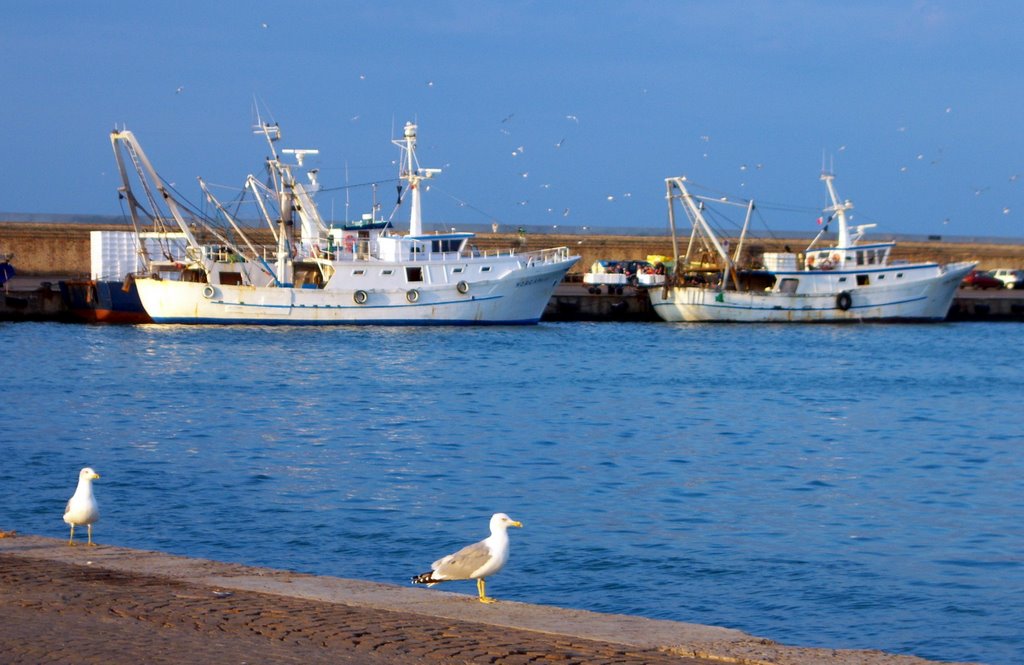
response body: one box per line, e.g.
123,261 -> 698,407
121,121 -> 578,325
648,173 -> 975,322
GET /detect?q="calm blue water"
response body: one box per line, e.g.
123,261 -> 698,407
1,321 -> 1021,664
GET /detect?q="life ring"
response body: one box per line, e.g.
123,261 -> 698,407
836,291 -> 852,311
831,253 -> 842,264
406,289 -> 420,303
353,290 -> 368,304
202,284 -> 216,299
806,254 -> 816,267
456,280 -> 469,294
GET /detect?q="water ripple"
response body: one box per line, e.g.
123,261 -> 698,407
0,321 -> 1021,664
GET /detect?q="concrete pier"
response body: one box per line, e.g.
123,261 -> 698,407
4,221 -> 1024,279
3,275 -> 1023,323
0,535 -> 966,664
3,221 -> 1024,322
543,282 -> 659,321
947,288 -> 1024,320
0,280 -> 68,322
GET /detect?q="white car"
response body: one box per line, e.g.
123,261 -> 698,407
990,268 -> 1024,289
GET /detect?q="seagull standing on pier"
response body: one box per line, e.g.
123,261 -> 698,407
412,513 -> 522,603
63,467 -> 100,546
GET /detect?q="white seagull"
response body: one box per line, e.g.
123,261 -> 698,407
63,467 -> 101,546
412,513 -> 523,603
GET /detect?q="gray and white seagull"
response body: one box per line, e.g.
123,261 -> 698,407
63,467 -> 100,546
412,513 -> 523,603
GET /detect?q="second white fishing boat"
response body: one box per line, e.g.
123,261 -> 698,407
648,173 -> 974,322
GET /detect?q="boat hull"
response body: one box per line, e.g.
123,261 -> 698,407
135,258 -> 577,325
59,279 -> 152,324
649,262 -> 974,322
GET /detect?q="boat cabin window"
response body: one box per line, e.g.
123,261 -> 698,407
406,266 -> 424,282
219,272 -> 243,286
381,269 -> 394,276
878,274 -> 885,280
856,250 -> 865,266
481,266 -> 492,273
838,277 -> 847,283
452,267 -> 464,274
857,275 -> 870,286
207,246 -> 244,264
778,278 -> 799,294
353,269 -> 365,276
431,238 -> 465,254
896,272 -> 904,279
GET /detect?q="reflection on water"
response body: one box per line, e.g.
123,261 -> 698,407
1,320 -> 1021,664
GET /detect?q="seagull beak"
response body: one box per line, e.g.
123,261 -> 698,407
511,520 -> 523,528
92,473 -> 101,479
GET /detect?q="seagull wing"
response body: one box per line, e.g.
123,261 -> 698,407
431,540 -> 493,580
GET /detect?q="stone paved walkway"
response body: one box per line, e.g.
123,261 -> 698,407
0,536 -> 962,665
0,554 -> 705,665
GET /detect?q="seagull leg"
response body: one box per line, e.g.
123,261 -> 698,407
87,524 -> 95,547
477,578 -> 496,604
68,525 -> 76,546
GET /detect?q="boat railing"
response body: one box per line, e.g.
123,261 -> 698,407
409,249 -> 466,262
231,244 -> 574,264
519,246 -> 574,265
198,245 -> 248,264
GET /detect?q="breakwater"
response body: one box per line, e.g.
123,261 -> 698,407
4,221 -> 1024,278
0,535 -> 960,665
6,277 -> 1023,322
3,221 -> 1024,321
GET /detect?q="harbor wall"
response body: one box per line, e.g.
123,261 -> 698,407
4,221 -> 1024,322
0,534 -> 959,665
3,221 -> 1024,277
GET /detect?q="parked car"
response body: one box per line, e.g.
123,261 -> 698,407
990,268 -> 1024,289
961,270 -> 1004,289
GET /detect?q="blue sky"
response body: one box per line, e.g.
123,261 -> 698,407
2,1 -> 1022,237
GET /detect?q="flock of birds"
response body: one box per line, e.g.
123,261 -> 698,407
170,68 -> 1020,232
61,467 -> 522,603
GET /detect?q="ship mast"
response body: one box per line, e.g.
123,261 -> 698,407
394,122 -> 440,237
667,176 -> 742,290
821,172 -> 852,248
253,122 -> 293,284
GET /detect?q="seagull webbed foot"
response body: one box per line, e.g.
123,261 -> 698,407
475,578 -> 497,603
